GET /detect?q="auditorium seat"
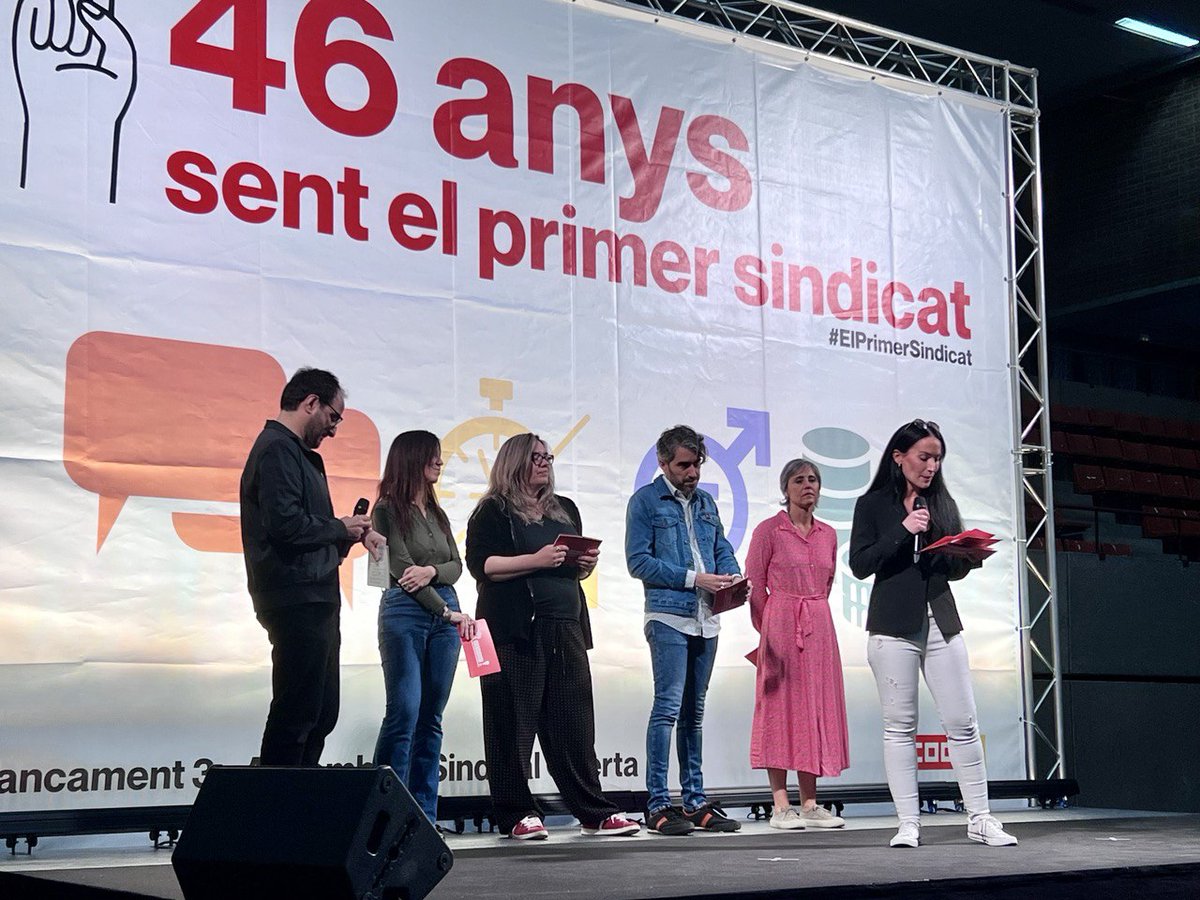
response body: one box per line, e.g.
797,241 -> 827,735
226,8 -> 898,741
1092,436 -> 1123,461
1131,471 -> 1161,496
1087,408 -> 1117,429
1115,412 -> 1143,435
1053,405 -> 1089,427
1164,418 -> 1191,441
1073,464 -> 1105,493
1147,444 -> 1176,468
1187,477 -> 1200,501
1145,416 -> 1173,440
1142,506 -> 1179,539
1051,430 -> 1068,454
1101,467 -> 1134,493
1160,474 -> 1189,499
1100,542 -> 1132,557
1171,447 -> 1198,471
1189,420 -> 1200,444
1120,440 -> 1150,465
1067,433 -> 1096,456
1179,511 -> 1200,538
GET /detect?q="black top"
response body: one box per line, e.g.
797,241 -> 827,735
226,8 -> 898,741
239,420 -> 354,613
848,488 -> 978,637
515,517 -> 583,620
465,495 -> 593,650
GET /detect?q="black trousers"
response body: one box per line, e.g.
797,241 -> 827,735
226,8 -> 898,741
256,602 -> 341,766
480,618 -> 617,833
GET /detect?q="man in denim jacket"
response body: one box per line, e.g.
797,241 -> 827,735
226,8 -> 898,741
626,425 -> 742,835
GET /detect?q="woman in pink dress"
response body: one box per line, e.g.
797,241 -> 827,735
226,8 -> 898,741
746,458 -> 850,830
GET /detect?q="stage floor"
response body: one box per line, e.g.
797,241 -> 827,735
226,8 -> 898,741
3,808 -> 1199,899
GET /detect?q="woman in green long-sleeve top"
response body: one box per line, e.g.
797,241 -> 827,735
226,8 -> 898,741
372,430 -> 474,827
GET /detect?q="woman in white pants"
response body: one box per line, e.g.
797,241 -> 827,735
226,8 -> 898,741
849,419 -> 1017,849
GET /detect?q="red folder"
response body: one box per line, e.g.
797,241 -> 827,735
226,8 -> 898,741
554,534 -> 602,563
712,577 -> 750,614
921,529 -> 999,560
462,619 -> 501,678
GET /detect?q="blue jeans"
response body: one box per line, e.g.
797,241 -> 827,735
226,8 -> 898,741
373,585 -> 460,823
644,619 -> 719,813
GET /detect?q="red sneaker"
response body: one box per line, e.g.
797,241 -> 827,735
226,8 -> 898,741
510,816 -> 548,840
581,813 -> 641,836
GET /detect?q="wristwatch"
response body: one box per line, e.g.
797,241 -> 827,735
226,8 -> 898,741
441,606 -> 453,622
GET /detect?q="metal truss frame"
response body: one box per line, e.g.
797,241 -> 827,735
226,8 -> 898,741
604,0 -> 1064,782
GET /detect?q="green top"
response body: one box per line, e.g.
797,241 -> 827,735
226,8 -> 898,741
372,500 -> 463,616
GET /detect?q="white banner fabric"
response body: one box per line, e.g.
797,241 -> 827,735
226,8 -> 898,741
0,0 -> 1020,811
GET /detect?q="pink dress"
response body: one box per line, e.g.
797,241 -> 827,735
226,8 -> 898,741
746,511 -> 850,775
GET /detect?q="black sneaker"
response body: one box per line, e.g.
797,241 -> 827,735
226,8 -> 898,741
646,805 -> 695,835
684,803 -> 741,832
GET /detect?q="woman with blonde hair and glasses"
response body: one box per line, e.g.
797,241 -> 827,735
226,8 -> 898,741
465,433 -> 639,841
850,419 -> 1017,849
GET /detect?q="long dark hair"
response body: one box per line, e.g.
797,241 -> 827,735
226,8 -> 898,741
377,430 -> 454,542
865,419 -> 963,540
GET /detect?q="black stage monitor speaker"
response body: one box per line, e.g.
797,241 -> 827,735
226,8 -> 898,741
172,765 -> 452,900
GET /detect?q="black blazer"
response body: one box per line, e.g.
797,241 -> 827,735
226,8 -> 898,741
848,489 -> 978,637
465,495 -> 593,651
239,420 -> 354,613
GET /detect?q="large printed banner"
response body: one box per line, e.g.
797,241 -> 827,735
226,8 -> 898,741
0,0 -> 1021,811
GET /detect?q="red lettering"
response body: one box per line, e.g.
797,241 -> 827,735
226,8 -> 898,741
581,229 -> 647,285
339,168 -> 370,242
388,192 -> 437,251
433,58 -> 519,168
827,258 -> 863,321
685,115 -> 751,212
734,255 -> 766,306
282,172 -> 334,234
611,95 -> 684,224
527,78 -> 606,184
917,286 -> 949,336
478,207 -> 525,280
950,281 -> 972,338
222,161 -> 276,224
882,282 -> 915,329
651,241 -> 690,293
165,150 -> 218,214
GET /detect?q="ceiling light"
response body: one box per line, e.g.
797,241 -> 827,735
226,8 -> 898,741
1115,17 -> 1199,48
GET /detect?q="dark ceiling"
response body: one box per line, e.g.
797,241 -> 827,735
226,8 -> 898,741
804,0 -> 1200,108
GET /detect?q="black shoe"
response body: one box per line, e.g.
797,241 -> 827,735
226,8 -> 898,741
684,803 -> 741,832
646,805 -> 695,835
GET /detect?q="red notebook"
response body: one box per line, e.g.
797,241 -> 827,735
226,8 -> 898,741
921,529 -> 999,559
711,577 -> 750,614
554,534 -> 602,563
462,619 -> 501,678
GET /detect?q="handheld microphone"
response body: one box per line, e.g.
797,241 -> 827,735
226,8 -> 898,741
913,496 -> 927,563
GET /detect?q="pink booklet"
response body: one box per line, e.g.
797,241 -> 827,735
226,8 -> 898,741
462,619 -> 502,678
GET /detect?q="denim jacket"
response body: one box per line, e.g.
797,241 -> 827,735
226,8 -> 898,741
625,474 -> 740,616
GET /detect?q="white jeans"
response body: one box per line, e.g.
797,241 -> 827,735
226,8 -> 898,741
867,613 -> 989,825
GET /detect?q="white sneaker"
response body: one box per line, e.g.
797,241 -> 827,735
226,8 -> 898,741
799,805 -> 845,828
889,821 -> 920,848
968,815 -> 1018,846
769,807 -> 806,830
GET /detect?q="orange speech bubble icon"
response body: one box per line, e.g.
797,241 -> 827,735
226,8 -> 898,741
64,332 -> 382,607
64,331 -> 285,549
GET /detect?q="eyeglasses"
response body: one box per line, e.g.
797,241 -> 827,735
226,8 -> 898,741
912,419 -> 939,432
322,402 -> 344,426
531,452 -> 555,465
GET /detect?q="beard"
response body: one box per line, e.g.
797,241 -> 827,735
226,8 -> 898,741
303,419 -> 327,449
